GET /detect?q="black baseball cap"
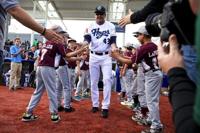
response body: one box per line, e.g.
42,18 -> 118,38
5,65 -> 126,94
94,5 -> 106,14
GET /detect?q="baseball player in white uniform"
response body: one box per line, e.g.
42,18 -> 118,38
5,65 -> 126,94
83,5 -> 117,118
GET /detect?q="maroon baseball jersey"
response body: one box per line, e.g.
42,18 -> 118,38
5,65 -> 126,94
80,56 -> 89,70
124,51 -> 133,69
59,56 -> 67,66
59,46 -> 68,66
38,41 -> 66,67
131,42 -> 159,72
124,51 -> 132,58
66,48 -> 77,69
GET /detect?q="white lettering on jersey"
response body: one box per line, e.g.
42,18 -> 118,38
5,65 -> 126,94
40,49 -> 47,61
43,44 -> 53,49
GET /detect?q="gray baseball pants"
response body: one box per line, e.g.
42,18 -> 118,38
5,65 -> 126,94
124,69 -> 136,102
75,70 -> 89,96
136,65 -> 147,108
68,68 -> 76,94
26,66 -> 58,114
145,70 -> 163,129
56,65 -> 71,108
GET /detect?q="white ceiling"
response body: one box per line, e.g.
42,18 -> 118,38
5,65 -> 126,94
19,0 -> 149,20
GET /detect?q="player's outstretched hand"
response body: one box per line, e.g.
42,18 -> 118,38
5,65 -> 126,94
157,34 -> 184,73
118,9 -> 133,27
44,29 -> 64,44
111,46 -> 118,53
81,55 -> 87,60
111,50 -> 120,59
81,44 -> 89,50
75,44 -> 88,54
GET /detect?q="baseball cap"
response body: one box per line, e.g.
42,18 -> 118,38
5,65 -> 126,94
94,5 -> 106,14
132,44 -> 139,49
133,25 -> 150,36
63,32 -> 69,38
67,38 -> 76,44
50,25 -> 67,34
124,43 -> 133,48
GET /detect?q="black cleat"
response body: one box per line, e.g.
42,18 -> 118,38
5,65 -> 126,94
101,109 -> 109,118
64,107 -> 75,112
58,106 -> 64,112
91,107 -> 99,113
21,112 -> 38,122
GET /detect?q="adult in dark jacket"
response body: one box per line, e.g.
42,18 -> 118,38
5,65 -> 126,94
119,0 -> 168,26
158,33 -> 200,133
119,0 -> 199,84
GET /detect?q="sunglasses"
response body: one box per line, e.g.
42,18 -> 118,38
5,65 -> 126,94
133,33 -> 142,38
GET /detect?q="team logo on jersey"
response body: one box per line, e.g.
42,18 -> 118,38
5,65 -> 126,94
91,28 -> 110,39
43,43 -> 53,49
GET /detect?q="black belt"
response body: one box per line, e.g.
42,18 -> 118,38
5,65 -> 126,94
12,62 -> 22,64
144,69 -> 159,73
68,66 -> 75,69
90,51 -> 109,56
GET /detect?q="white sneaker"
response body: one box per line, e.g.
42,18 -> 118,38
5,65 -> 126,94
121,100 -> 134,107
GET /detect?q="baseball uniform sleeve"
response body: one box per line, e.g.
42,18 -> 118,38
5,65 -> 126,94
1,0 -> 19,11
84,34 -> 91,44
109,23 -> 117,45
131,47 -> 146,64
84,26 -> 91,44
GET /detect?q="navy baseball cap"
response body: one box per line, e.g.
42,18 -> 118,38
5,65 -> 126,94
94,5 -> 106,14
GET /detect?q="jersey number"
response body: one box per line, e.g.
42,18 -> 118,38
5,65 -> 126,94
40,49 -> 47,61
103,38 -> 110,45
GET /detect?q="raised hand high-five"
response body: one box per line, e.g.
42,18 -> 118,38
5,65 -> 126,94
118,9 -> 133,27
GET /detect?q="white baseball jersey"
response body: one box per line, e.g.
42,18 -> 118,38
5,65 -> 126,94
86,21 -> 116,52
